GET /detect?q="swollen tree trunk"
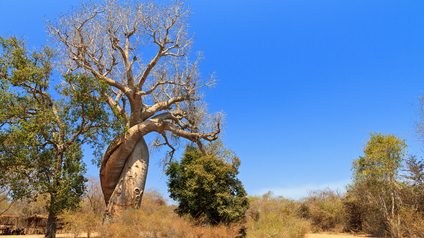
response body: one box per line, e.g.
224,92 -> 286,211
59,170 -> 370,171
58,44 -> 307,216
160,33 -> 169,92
101,137 -> 149,221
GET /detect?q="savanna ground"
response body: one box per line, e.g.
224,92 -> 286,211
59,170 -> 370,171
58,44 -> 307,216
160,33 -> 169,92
4,173 -> 424,238
0,233 -> 374,238
0,188 -> 376,238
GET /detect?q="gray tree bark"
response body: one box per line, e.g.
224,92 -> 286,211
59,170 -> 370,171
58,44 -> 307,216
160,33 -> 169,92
101,137 -> 149,220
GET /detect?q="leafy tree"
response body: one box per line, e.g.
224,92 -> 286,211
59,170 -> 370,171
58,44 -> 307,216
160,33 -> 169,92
50,0 -> 221,219
0,37 -> 109,238
166,145 -> 248,225
351,134 -> 406,237
354,134 -> 405,183
347,134 -> 424,237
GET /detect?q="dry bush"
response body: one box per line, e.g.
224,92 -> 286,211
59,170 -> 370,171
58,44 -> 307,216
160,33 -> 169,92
343,193 -> 363,233
61,179 -> 105,237
83,178 -> 106,217
104,212 -> 240,238
399,207 -> 424,238
344,182 -> 424,237
64,190 -> 241,238
10,195 -> 49,217
299,189 -> 345,232
61,210 -> 101,238
102,190 -> 241,238
344,184 -> 389,237
246,193 -> 310,238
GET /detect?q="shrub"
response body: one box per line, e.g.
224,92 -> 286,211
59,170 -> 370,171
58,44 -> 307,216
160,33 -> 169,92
166,146 -> 248,225
398,207 -> 424,237
343,192 -> 363,233
300,189 -> 345,232
345,181 -> 390,237
246,193 -> 310,238
61,210 -> 100,238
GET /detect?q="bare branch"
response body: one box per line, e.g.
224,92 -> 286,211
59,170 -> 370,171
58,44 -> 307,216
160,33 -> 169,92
142,95 -> 191,120
161,132 -> 176,162
162,120 -> 220,142
137,46 -> 164,89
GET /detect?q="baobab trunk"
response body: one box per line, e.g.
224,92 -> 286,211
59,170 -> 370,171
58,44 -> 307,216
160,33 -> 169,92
101,137 -> 149,221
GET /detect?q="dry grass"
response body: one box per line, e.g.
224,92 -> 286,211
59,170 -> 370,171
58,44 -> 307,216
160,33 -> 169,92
0,232 -> 374,238
62,191 -> 242,238
61,191 -> 314,238
102,208 -> 240,238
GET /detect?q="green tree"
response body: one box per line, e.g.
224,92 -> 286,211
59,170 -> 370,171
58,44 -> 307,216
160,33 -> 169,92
0,37 -> 109,238
354,134 -> 405,183
351,134 -> 406,237
166,145 -> 248,225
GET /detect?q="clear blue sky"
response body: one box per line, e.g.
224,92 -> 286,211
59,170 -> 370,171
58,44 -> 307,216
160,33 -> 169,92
1,0 -> 424,199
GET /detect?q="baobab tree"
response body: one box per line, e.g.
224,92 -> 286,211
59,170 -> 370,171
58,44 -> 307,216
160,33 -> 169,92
50,0 -> 221,220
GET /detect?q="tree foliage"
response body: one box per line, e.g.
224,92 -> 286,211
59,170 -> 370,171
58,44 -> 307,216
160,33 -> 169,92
354,134 -> 405,183
166,145 -> 248,225
0,37 -> 110,237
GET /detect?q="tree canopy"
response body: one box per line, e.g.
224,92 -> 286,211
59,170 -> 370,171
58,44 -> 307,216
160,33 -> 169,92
166,145 -> 248,225
353,133 -> 406,183
0,37 -> 110,237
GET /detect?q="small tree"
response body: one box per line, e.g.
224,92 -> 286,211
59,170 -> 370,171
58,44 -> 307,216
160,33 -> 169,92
0,37 -> 109,238
351,134 -> 405,237
166,145 -> 248,225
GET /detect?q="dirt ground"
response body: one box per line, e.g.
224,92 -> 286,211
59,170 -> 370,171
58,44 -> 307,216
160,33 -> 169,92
0,234 -> 75,238
307,233 -> 374,238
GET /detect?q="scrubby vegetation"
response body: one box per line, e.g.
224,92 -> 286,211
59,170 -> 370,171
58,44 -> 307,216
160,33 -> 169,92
62,190 -> 242,238
344,134 -> 424,237
3,172 -> 424,238
247,193 -> 310,238
60,189 -> 312,238
299,190 -> 345,232
244,135 -> 424,238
